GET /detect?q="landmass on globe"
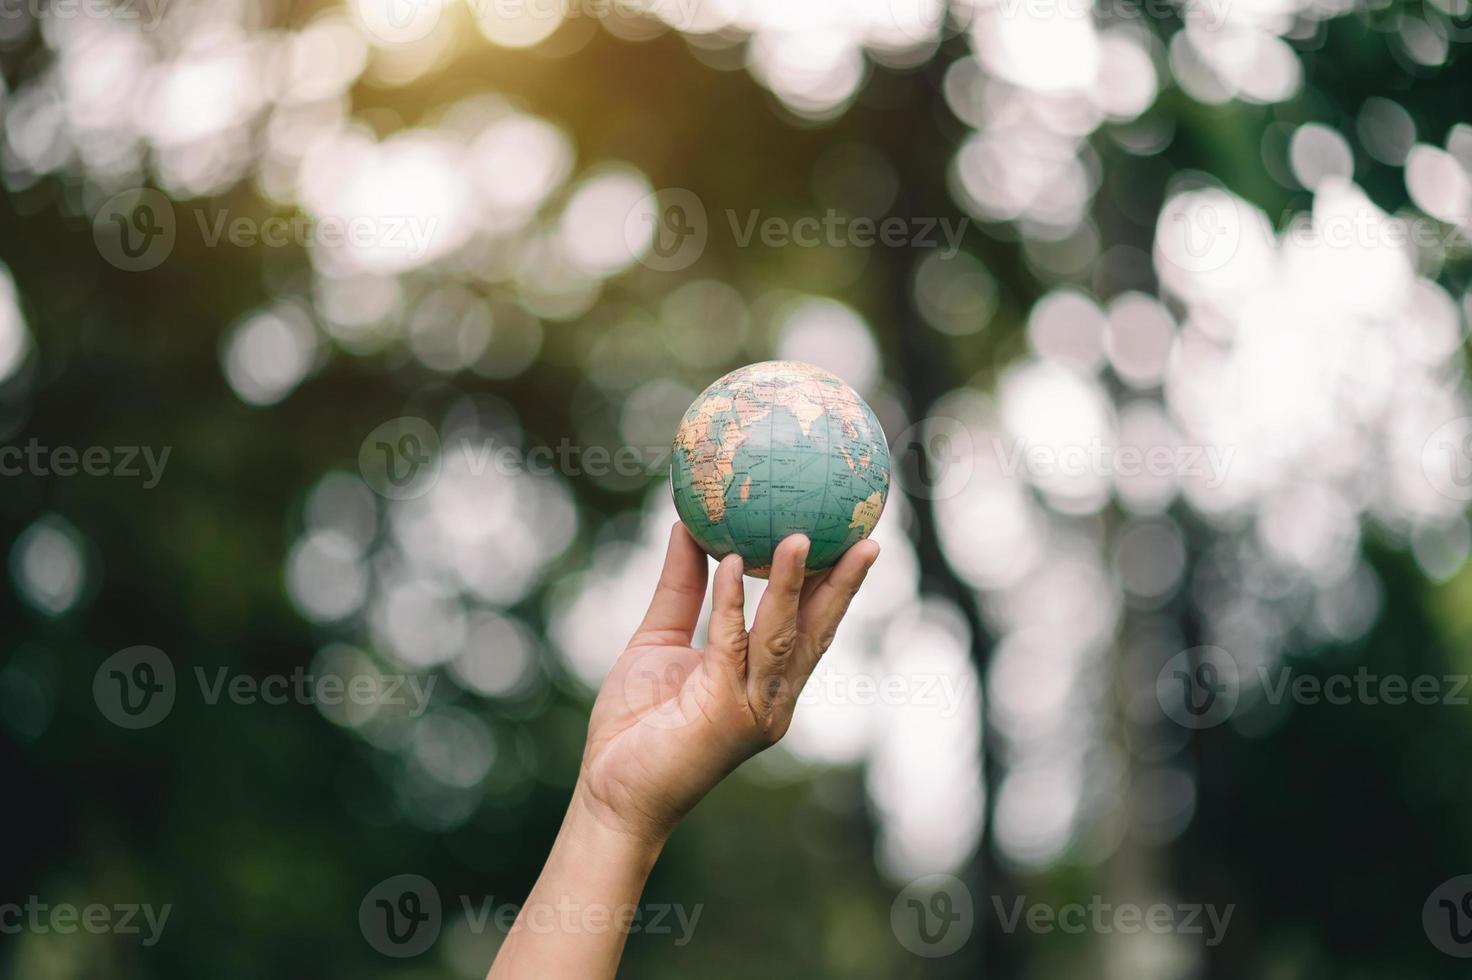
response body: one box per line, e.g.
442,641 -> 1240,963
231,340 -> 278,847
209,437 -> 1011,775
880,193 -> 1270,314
670,360 -> 891,577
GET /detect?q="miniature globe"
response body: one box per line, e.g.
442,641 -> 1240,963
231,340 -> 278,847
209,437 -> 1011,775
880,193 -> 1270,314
670,360 -> 890,577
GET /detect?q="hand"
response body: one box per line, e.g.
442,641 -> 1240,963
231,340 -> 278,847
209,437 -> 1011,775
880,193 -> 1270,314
573,524 -> 881,845
489,525 -> 879,979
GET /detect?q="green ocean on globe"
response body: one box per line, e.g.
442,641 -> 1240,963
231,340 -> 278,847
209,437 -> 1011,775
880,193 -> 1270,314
670,360 -> 891,577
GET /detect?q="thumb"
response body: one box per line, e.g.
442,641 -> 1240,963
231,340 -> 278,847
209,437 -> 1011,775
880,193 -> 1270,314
706,555 -> 749,680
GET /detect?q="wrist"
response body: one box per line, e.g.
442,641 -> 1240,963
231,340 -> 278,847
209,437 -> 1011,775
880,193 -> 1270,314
565,782 -> 671,872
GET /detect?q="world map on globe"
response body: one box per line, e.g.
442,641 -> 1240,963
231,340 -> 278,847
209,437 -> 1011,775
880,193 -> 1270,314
670,360 -> 891,577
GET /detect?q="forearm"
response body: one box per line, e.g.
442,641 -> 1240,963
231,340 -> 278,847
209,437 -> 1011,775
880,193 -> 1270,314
487,788 -> 666,980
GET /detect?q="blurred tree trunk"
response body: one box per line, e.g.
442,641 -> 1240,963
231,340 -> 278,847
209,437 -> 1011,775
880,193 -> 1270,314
871,49 -> 1020,978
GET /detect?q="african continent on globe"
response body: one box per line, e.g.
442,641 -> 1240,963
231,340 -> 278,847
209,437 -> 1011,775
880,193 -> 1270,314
670,360 -> 890,578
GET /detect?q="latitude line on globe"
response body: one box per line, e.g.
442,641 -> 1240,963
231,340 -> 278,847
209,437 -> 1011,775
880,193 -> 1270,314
766,377 -> 776,567
813,372 -> 837,571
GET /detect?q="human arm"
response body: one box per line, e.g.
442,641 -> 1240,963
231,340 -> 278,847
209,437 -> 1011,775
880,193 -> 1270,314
487,525 -> 880,978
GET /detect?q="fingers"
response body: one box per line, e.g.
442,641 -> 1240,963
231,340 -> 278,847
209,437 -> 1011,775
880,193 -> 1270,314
798,567 -> 832,606
634,524 -> 709,644
746,534 -> 809,717
705,554 -> 749,679
794,540 -> 880,677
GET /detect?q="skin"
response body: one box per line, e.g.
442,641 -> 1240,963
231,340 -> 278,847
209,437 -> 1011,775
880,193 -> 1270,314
487,524 -> 881,979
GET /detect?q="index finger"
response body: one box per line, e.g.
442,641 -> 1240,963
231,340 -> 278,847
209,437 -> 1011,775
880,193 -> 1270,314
746,534 -> 809,711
